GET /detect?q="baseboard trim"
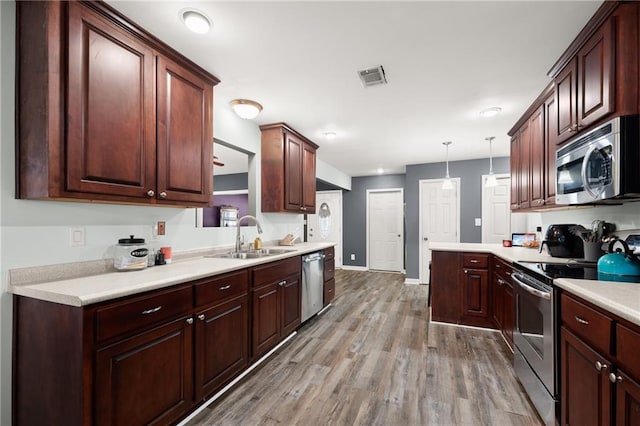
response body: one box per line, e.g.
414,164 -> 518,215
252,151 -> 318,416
341,265 -> 368,271
430,321 -> 499,333
404,278 -> 421,285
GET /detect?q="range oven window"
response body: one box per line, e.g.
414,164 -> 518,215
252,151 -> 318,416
517,293 -> 544,358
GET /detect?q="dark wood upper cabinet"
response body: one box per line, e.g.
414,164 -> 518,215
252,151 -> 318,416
529,105 -> 545,207
509,134 -> 520,211
17,1 -> 219,207
261,123 -> 319,214
544,93 -> 557,206
554,59 -> 578,145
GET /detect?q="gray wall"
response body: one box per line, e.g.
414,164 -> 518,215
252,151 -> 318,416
342,174 -> 406,267
405,156 -> 509,279
214,173 -> 248,191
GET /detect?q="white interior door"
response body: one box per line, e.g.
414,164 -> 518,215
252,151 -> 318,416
481,174 -> 511,243
307,190 -> 343,267
419,179 -> 460,284
367,189 -> 404,272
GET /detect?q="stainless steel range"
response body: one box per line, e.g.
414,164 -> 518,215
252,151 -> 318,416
512,263 -> 559,426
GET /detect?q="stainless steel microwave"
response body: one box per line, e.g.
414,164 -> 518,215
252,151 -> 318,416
556,115 -> 640,204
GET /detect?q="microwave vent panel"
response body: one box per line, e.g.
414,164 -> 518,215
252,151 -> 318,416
358,66 -> 387,87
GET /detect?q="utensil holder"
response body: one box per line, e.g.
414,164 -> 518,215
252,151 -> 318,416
584,241 -> 603,261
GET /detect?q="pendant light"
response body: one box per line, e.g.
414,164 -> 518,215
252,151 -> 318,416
485,136 -> 498,187
442,141 -> 453,190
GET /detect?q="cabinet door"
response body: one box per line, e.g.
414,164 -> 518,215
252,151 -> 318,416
510,134 -> 520,210
503,283 -> 514,348
252,283 -> 280,359
615,371 -> 640,426
529,105 -> 545,207
324,278 -> 335,306
95,316 -> 194,426
560,327 -> 612,426
555,59 -> 577,144
66,2 -> 156,199
577,18 -> 614,129
301,143 -> 317,213
544,93 -> 557,205
157,56 -> 213,206
195,295 -> 248,401
518,121 -> 531,210
492,272 -> 504,329
460,268 -> 491,327
431,251 -> 461,323
281,275 -> 301,337
284,132 -> 303,211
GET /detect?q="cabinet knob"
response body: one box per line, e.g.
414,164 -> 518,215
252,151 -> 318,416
198,314 -> 205,321
497,278 -> 505,286
464,269 -> 468,274
147,189 -> 155,197
609,373 -> 622,383
186,318 -> 194,325
159,191 -> 167,198
278,280 -> 286,286
595,361 -> 608,372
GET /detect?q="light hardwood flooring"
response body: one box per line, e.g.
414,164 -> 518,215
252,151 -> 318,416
187,269 -> 543,426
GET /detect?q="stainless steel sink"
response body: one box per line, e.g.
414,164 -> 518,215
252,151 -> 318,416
205,248 -> 296,259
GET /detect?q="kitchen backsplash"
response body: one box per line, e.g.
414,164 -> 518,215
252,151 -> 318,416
523,202 -> 640,238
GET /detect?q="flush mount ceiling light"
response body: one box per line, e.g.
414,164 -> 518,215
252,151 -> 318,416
480,107 -> 502,118
181,9 -> 212,34
485,136 -> 498,187
442,141 -> 453,190
376,167 -> 384,175
324,131 -> 337,140
230,99 -> 263,119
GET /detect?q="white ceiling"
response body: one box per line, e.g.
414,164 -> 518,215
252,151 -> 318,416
108,0 -> 603,177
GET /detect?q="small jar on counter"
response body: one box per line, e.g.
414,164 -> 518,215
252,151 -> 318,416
114,235 -> 149,271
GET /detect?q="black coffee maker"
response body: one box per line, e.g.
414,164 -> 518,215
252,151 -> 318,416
539,224 -> 584,258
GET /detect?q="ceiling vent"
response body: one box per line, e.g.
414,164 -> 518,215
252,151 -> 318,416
358,65 -> 387,87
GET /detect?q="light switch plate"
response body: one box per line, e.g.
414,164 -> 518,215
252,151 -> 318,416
475,218 -> 482,227
69,227 -> 85,246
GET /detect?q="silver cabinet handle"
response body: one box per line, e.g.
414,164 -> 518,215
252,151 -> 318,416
146,189 -> 155,197
609,373 -> 622,383
278,280 -> 286,286
470,259 -> 479,264
198,314 -> 205,321
160,191 -> 167,198
186,318 -> 194,325
595,361 -> 608,372
219,285 -> 231,290
575,316 -> 589,325
141,306 -> 162,315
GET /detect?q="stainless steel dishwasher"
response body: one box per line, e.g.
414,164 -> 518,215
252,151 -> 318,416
301,251 -> 324,322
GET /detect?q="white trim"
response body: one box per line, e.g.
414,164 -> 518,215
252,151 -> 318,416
340,265 -> 368,272
176,331 -> 298,426
418,178 -> 461,284
481,173 -> 510,243
213,189 -> 249,195
366,188 -> 404,272
404,278 -> 421,285
429,321 -> 500,333
315,190 -> 344,268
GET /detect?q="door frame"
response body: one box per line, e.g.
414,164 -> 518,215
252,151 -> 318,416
366,188 -> 405,273
418,178 -> 460,284
310,189 -> 343,268
481,173 -> 510,243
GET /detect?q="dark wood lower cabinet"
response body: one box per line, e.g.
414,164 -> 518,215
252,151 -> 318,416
460,267 -> 491,328
431,251 -> 462,323
252,282 -> 281,359
560,327 -> 612,426
281,276 -> 301,337
195,295 -> 249,401
95,316 -> 194,426
616,371 -> 640,426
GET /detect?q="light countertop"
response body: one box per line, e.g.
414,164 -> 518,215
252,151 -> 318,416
9,242 -> 335,307
430,242 -> 640,326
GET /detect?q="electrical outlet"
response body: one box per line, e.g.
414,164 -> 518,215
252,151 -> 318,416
350,254 -> 356,261
69,227 -> 85,247
157,221 -> 166,236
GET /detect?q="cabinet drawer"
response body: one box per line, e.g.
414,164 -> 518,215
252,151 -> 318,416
96,285 -> 193,343
492,256 -> 513,278
195,269 -> 248,307
324,259 -> 335,282
616,323 -> 640,382
561,293 -> 612,356
252,256 -> 301,287
323,247 -> 335,262
463,253 -> 489,269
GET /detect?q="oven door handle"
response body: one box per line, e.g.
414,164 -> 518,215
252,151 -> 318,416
512,273 -> 551,301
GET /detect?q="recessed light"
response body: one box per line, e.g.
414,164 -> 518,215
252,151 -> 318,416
376,167 -> 384,174
180,9 -> 212,34
480,107 -> 502,118
323,131 -> 337,140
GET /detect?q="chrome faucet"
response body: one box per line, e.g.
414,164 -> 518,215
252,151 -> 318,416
236,215 -> 263,252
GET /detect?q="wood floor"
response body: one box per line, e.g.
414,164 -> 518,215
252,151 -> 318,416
187,270 -> 543,426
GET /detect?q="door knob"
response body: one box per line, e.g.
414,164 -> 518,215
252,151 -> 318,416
423,237 -> 428,241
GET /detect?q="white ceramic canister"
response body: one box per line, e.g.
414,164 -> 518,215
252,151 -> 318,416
114,235 -> 149,271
